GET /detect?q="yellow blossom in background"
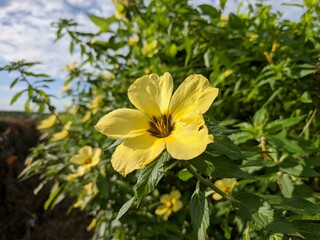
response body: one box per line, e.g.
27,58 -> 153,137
224,69 -> 234,78
212,178 -> 237,201
264,51 -> 272,64
89,95 -> 103,115
51,121 -> 72,141
69,145 -> 101,173
129,36 -> 139,46
73,182 -> 99,210
104,72 -> 116,81
64,61 -> 77,72
95,72 -> 219,176
142,40 -> 159,57
69,106 -> 79,115
82,111 -> 92,122
86,218 -> 97,232
37,115 -> 57,130
155,190 -> 183,220
61,83 -> 71,93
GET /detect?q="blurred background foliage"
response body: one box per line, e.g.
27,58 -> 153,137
1,0 -> 320,239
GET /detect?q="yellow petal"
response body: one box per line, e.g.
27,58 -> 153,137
79,146 -> 93,158
86,218 -> 97,232
51,129 -> 68,141
172,199 -> 183,212
37,115 -> 57,130
212,193 -> 223,201
128,72 -> 173,117
160,194 -> 171,204
91,148 -> 102,165
69,155 -> 86,165
169,74 -> 219,120
95,108 -> 150,139
170,190 -> 181,200
111,133 -> 165,176
165,113 -> 213,160
155,205 -> 169,216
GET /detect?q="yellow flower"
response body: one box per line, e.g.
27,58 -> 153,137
86,218 -> 97,231
61,83 -> 71,93
155,190 -> 183,220
69,146 -> 101,170
64,61 -> 77,72
69,106 -> 79,115
82,111 -> 92,122
89,95 -> 103,115
212,178 -> 237,201
142,40 -> 159,57
129,36 -> 139,46
95,72 -> 219,176
51,121 -> 72,141
37,115 -> 57,130
73,182 -> 99,210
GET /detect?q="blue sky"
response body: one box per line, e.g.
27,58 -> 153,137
0,0 -> 304,112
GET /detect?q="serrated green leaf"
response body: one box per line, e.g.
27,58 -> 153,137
278,174 -> 293,198
234,193 -> 301,236
192,155 -> 253,179
178,169 -> 193,181
263,195 -> 320,215
208,135 -> 245,160
190,189 -> 209,240
115,197 -> 135,221
135,152 -> 170,204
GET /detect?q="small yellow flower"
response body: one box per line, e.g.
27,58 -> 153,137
69,106 -> 79,115
37,115 -> 57,130
86,218 -> 97,232
104,73 -> 116,81
69,146 -> 101,170
61,83 -> 71,93
212,178 -> 237,201
51,121 -> 72,141
89,95 -> 103,115
155,190 -> 183,220
95,72 -> 219,176
65,61 -> 77,72
264,51 -> 272,64
73,182 -> 99,209
129,36 -> 139,46
82,111 -> 92,122
224,69 -> 234,78
142,40 -> 159,57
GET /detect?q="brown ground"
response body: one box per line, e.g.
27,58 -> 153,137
0,118 -> 92,240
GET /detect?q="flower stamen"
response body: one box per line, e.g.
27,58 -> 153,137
148,114 -> 174,138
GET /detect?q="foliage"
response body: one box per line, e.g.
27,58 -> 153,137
1,0 -> 320,239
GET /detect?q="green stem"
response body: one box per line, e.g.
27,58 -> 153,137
182,161 -> 232,200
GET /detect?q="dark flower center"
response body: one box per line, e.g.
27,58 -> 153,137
148,114 -> 174,138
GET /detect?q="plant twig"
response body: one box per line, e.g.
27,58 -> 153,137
182,161 -> 232,200
299,109 -> 318,137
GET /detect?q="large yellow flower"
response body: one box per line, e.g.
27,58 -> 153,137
95,72 -> 218,176
37,114 -> 57,130
155,190 -> 183,220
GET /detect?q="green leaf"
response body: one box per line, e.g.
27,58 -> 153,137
265,116 -> 305,133
115,197 -> 135,221
87,14 -> 115,32
178,169 -> 193,181
190,189 -> 210,240
234,193 -> 301,236
268,135 -> 304,154
10,77 -> 20,89
292,221 -> 320,239
198,4 -> 219,18
262,195 -> 320,215
192,155 -> 253,179
44,182 -> 61,210
278,174 -> 293,198
135,152 -> 170,204
10,90 -> 25,105
208,135 -> 245,160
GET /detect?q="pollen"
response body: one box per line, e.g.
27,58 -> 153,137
148,114 -> 174,138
